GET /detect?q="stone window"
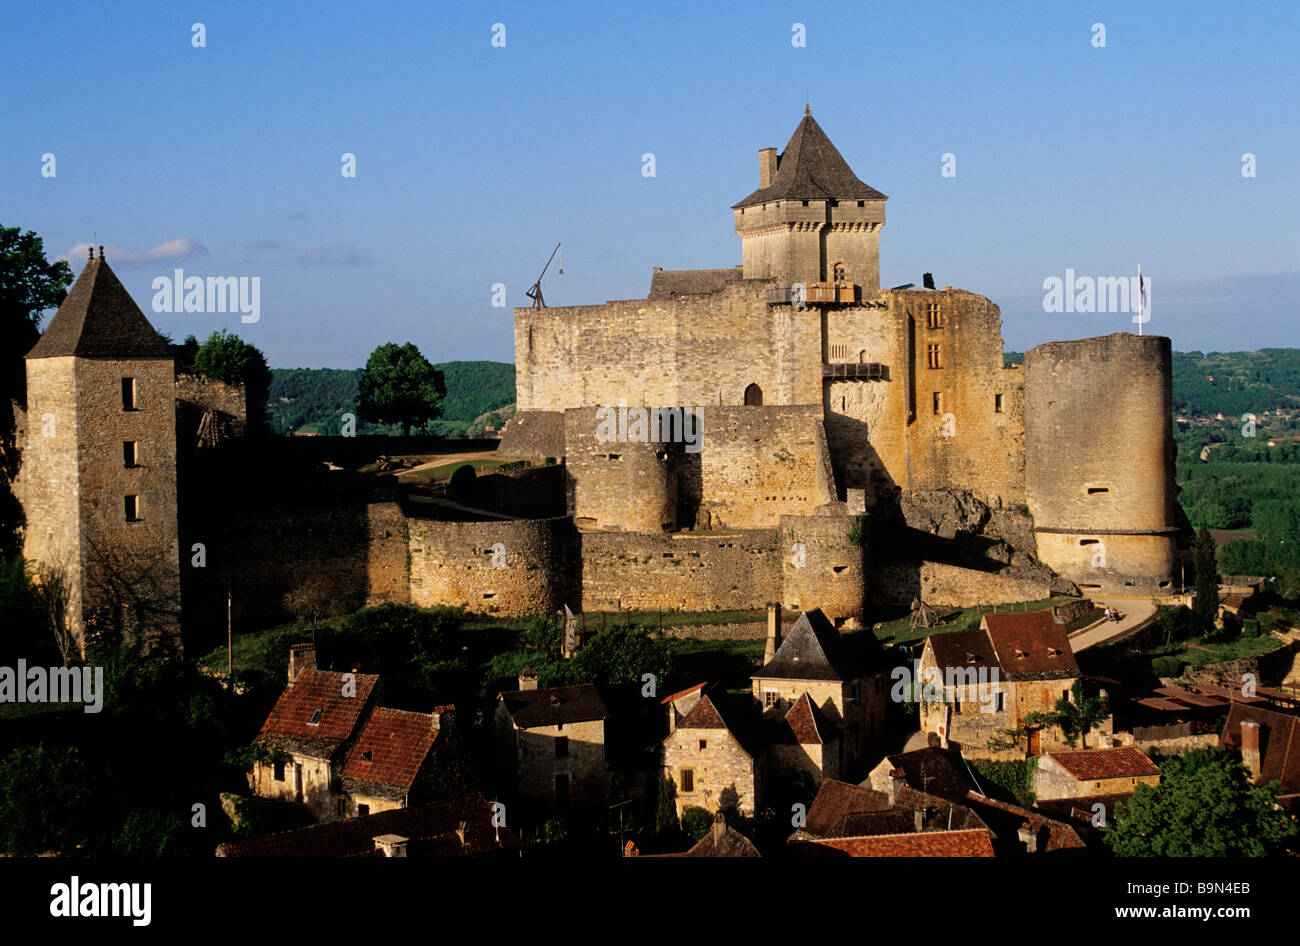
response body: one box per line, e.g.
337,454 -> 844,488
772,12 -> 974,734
995,394 -> 1004,413
926,302 -> 942,329
680,768 -> 694,792
121,377 -> 138,410
932,392 -> 942,415
994,693 -> 1004,712
833,262 -> 846,282
764,690 -> 779,709
124,494 -> 140,522
927,343 -> 942,369
555,736 -> 569,758
337,798 -> 346,817
273,760 -> 285,782
123,441 -> 139,468
698,739 -> 707,751
744,383 -> 763,406
857,200 -> 865,207
358,804 -> 369,817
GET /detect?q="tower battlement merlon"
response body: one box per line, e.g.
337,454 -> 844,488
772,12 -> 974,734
732,109 -> 887,289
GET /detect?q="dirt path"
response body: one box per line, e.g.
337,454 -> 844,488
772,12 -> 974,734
1069,597 -> 1160,652
392,450 -> 502,477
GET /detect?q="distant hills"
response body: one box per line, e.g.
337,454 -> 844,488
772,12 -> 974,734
267,361 -> 515,438
269,350 -> 1300,437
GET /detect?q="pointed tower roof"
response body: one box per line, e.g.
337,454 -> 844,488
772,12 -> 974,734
732,107 -> 887,209
27,250 -> 171,360
754,608 -> 886,681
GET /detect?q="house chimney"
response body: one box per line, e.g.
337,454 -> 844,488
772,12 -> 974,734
712,810 -> 727,846
373,834 -> 408,858
431,705 -> 454,732
518,667 -> 538,691
1017,824 -> 1037,854
923,272 -> 936,290
913,808 -> 925,833
888,768 -> 905,805
759,148 -> 778,189
764,604 -> 782,664
1240,720 -> 1262,780
288,643 -> 316,686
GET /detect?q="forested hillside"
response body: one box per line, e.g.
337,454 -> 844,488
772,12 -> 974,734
267,361 -> 515,438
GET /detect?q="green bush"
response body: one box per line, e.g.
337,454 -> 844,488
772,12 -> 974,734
1152,656 -> 1184,677
680,806 -> 712,843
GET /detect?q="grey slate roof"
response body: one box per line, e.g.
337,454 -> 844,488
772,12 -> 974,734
28,255 -> 172,360
754,608 -> 886,682
498,684 -> 607,728
733,107 -> 887,209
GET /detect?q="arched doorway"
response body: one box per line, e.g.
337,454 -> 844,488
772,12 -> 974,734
744,383 -> 763,406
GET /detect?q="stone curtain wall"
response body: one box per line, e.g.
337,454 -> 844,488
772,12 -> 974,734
580,530 -> 780,612
778,514 -> 866,625
497,410 -> 564,464
175,372 -> 247,422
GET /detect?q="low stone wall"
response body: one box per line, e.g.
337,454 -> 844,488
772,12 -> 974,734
1181,640 -> 1298,688
657,621 -> 767,640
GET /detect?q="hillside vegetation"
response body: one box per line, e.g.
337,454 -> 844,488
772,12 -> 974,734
267,361 -> 515,438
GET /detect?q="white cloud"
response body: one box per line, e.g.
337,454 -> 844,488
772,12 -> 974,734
59,237 -> 209,267
300,245 -> 371,266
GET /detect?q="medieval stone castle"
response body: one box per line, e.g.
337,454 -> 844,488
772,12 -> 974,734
13,108 -> 1182,655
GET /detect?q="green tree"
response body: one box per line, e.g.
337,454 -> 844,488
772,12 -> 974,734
559,624 -> 673,688
358,342 -> 446,435
0,743 -> 93,855
193,329 -> 273,432
680,806 -> 712,843
1105,748 -> 1296,856
1193,526 -> 1220,635
0,227 -> 73,557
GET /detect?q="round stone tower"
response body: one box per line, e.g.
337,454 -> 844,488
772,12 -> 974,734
564,407 -> 679,532
779,513 -> 866,627
1024,333 -> 1178,593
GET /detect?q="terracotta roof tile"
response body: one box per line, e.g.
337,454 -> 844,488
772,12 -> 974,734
340,707 -> 439,794
802,828 -> 994,857
1045,746 -> 1160,780
1221,703 -> 1300,793
257,669 -> 380,758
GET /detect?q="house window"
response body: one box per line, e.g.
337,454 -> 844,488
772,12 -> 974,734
995,394 -> 1004,413
123,441 -> 139,467
833,263 -> 846,282
337,798 -> 346,817
698,739 -> 707,751
308,707 -> 322,726
273,760 -> 285,782
994,693 -> 1004,712
927,343 -> 942,369
926,302 -> 942,329
121,377 -> 138,410
680,768 -> 695,792
555,736 -> 569,758
358,804 -> 369,817
124,494 -> 140,522
764,690 -> 779,708
744,383 -> 763,406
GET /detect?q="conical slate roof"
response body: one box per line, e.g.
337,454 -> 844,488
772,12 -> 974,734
27,253 -> 171,360
754,608 -> 886,682
733,107 -> 887,209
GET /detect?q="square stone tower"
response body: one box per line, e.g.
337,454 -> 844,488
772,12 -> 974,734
19,247 -> 182,655
732,106 -> 887,288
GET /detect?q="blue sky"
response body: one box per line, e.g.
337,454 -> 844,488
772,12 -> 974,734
2,0 -> 1296,367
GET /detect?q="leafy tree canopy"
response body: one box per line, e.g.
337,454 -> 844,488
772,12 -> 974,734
193,329 -> 273,430
358,342 -> 446,436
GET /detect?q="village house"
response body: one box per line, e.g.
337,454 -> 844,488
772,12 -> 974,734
250,644 -> 460,822
662,685 -> 764,816
1034,746 -> 1161,802
215,793 -> 517,858
624,811 -> 761,857
1221,702 -> 1300,809
916,609 -> 1087,757
495,671 -> 609,812
750,608 -> 891,776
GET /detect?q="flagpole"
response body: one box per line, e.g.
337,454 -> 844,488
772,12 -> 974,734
1137,263 -> 1143,335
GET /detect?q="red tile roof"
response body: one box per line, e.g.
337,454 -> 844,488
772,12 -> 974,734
783,692 -> 836,745
1045,746 -> 1160,780
962,792 -> 1087,852
983,612 -> 1079,677
805,829 -> 995,857
258,669 -> 380,757
340,707 -> 439,794
1221,703 -> 1300,794
660,682 -> 707,705
804,779 -> 892,836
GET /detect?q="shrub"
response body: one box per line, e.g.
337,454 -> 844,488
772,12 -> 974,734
680,806 -> 712,843
1152,655 -> 1184,677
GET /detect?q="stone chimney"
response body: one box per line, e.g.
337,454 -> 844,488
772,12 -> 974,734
764,605 -> 782,664
888,768 -> 905,805
712,810 -> 727,846
1017,824 -> 1037,854
288,643 -> 316,686
758,148 -> 778,189
431,705 -> 455,733
1240,720 -> 1262,780
913,808 -> 925,833
518,667 -> 538,691
373,834 -> 408,858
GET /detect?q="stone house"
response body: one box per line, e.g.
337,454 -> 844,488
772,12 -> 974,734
917,610 -> 1086,756
1221,703 -> 1300,807
750,607 -> 891,775
252,645 -> 458,822
1034,746 -> 1160,801
495,676 -> 608,811
662,687 -> 764,816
